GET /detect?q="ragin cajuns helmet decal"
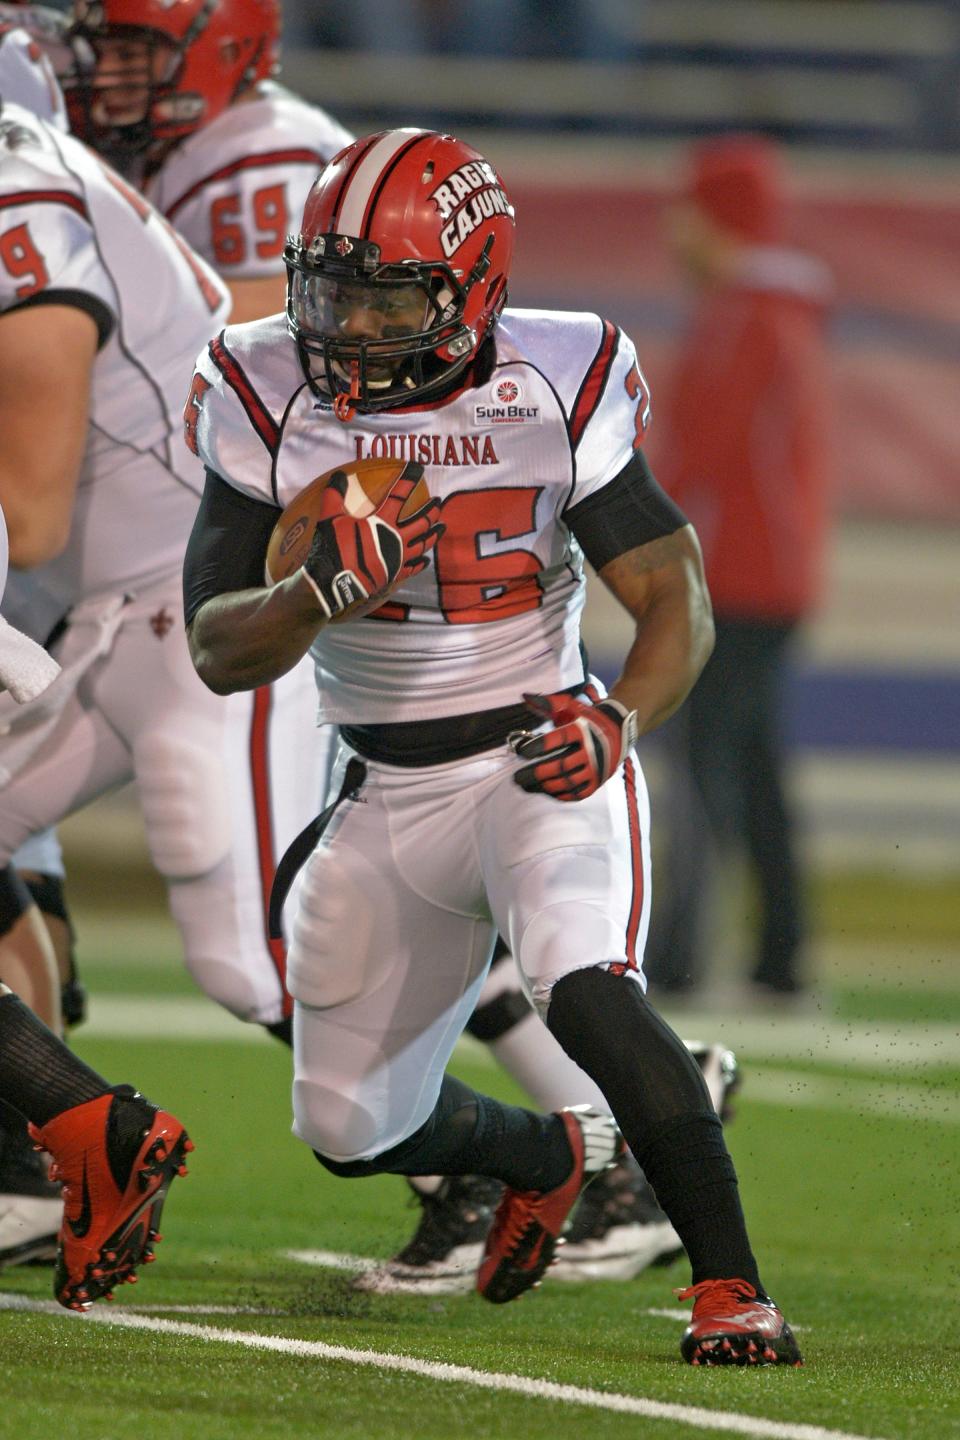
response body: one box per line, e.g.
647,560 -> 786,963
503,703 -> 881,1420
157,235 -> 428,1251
429,159 -> 513,259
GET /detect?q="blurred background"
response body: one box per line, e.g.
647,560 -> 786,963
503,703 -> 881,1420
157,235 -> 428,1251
61,0 -> 959,1033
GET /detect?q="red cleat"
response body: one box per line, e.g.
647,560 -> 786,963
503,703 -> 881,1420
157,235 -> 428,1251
28,1086 -> 192,1312
677,1278 -> 804,1366
476,1106 -> 623,1304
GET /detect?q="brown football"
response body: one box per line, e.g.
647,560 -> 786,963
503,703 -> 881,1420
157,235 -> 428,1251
264,457 -> 431,584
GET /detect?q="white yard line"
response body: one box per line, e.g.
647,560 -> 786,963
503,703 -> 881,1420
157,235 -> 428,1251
82,997 -> 270,1043
0,1293 -> 874,1440
285,1248 -> 378,1273
608,1015 -> 960,1070
82,997 -> 958,1071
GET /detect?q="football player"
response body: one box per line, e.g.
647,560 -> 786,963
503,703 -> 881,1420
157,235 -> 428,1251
0,2 -> 340,1261
0,83 -> 297,1270
0,981 -> 191,1308
60,0 -> 353,321
0,495 -> 191,1311
183,128 -> 803,1366
58,0 -> 745,1291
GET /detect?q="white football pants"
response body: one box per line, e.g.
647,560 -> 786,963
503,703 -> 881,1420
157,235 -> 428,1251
0,576 -> 333,1026
290,728 -> 652,1162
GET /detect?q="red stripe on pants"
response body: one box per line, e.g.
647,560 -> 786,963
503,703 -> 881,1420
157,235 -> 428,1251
249,685 -> 292,1017
623,757 -> 644,970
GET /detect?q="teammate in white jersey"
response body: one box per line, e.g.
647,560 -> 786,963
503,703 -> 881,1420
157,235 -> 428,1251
40,0 -> 351,1053
183,128 -> 803,1367
0,96 -> 313,1266
0,489 -> 191,1310
61,0 -> 352,321
0,0 -> 344,1073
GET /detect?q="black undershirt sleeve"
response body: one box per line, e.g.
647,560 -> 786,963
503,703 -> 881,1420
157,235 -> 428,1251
564,448 -> 689,573
183,468 -> 281,626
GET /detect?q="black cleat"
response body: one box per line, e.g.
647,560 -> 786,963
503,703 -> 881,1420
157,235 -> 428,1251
354,1174 -> 504,1294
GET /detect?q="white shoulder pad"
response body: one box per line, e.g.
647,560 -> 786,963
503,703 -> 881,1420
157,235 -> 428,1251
569,324 -> 651,503
185,315 -> 296,505
0,107 -> 114,318
148,86 -> 354,278
495,309 -> 651,502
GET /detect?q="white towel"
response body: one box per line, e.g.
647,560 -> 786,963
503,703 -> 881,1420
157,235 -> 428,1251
0,615 -> 61,703
0,593 -> 127,788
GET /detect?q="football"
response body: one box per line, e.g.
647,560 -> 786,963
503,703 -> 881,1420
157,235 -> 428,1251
264,457 -> 432,584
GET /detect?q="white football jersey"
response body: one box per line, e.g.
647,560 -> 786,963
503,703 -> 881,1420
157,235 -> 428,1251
144,83 -> 353,280
188,307 -> 651,723
0,102 -> 229,615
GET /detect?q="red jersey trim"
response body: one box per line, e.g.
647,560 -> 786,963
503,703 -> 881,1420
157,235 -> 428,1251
249,685 -> 292,1018
163,149 -> 327,222
570,319 -> 618,450
622,756 -> 644,970
0,189 -> 88,219
208,332 -> 280,457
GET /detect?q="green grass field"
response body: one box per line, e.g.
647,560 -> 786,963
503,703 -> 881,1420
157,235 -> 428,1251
1,862 -> 958,1440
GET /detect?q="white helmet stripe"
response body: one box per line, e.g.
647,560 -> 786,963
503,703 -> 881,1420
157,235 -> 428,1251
336,128 -> 428,238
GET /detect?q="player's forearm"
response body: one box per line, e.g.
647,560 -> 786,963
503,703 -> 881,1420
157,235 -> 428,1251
600,528 -> 715,734
609,584 -> 714,735
188,574 -> 326,694
0,481 -> 72,568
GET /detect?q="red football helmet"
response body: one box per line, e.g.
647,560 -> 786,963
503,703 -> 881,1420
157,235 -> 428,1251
62,0 -> 279,157
284,128 -> 516,416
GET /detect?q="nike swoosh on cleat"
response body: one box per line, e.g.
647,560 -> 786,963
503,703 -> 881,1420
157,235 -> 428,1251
67,1157 -> 93,1240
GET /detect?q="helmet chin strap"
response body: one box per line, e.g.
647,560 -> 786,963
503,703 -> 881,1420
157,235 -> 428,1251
333,362 -> 361,422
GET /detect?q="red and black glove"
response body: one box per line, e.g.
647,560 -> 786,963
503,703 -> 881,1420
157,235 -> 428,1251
301,470 -> 443,621
513,691 -> 638,802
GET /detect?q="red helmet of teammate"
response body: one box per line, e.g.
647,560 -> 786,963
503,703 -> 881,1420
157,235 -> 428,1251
284,128 -> 516,415
63,0 -> 279,156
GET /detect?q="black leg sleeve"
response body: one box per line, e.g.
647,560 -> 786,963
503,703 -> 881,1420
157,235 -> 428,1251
547,967 -> 763,1290
314,1073 -> 573,1193
0,993 -> 110,1125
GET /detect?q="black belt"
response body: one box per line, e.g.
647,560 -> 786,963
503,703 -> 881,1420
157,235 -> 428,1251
340,689 -> 581,767
268,688 -> 582,939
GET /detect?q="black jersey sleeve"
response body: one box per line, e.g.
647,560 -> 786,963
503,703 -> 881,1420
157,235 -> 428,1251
564,449 -> 689,573
6,288 -> 114,349
183,467 -> 281,626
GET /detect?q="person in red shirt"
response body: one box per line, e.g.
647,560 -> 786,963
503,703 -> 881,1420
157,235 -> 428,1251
646,135 -> 833,1000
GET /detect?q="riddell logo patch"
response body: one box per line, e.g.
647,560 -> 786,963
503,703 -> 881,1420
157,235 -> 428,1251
474,377 -> 540,426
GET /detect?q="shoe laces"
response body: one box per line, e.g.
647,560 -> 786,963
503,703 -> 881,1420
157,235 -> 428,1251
676,1278 -> 758,1312
485,1182 -> 548,1258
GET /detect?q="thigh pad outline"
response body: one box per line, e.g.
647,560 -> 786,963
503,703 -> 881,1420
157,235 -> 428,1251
134,730 -> 232,879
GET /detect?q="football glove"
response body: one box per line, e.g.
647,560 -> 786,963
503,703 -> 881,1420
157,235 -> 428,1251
301,469 -> 443,621
513,691 -> 638,802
